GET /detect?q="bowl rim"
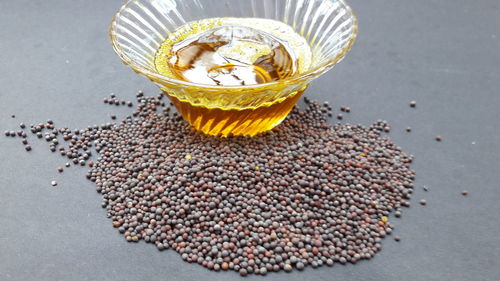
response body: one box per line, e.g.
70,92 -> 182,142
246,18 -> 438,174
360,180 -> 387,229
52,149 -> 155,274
109,0 -> 358,89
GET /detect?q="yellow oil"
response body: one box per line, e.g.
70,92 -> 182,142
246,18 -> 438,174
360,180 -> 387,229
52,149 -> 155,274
154,17 -> 312,136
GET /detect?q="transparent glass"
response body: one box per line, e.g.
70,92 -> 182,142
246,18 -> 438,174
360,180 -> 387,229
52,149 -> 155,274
110,0 -> 358,136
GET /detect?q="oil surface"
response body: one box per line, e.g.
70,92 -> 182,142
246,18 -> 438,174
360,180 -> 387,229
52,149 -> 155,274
154,18 -> 312,136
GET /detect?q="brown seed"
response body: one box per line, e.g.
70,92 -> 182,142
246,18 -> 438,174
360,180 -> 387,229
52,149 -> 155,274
7,92 -> 417,275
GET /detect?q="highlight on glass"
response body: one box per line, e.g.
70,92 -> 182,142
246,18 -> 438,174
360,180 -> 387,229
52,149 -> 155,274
110,0 -> 358,136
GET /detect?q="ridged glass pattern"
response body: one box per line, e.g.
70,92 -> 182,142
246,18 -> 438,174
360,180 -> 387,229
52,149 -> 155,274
110,0 -> 357,136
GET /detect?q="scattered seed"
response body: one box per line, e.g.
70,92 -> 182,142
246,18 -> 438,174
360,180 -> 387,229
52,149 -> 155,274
24,145 -> 32,151
57,167 -> 64,173
337,113 -> 343,120
435,136 -> 442,142
4,92 -> 416,275
409,101 -> 416,107
462,190 -> 469,196
51,181 -> 57,186
111,115 -> 117,120
406,127 -> 411,132
20,123 -> 26,129
423,186 -> 429,192
394,236 -> 401,242
11,114 -> 15,118
420,199 -> 427,205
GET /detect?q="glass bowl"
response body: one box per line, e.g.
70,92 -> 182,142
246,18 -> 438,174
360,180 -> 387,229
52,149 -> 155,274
110,0 -> 358,136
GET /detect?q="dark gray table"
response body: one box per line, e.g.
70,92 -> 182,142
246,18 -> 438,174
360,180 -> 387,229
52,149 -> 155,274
1,0 -> 499,280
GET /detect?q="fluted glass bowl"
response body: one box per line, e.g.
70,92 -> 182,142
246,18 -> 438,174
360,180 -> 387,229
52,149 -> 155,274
110,0 -> 357,136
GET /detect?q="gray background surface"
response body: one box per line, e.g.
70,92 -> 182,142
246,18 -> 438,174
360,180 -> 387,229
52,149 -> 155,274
1,0 -> 499,280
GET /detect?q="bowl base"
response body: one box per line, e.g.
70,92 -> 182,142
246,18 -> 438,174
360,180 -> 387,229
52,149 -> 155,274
167,88 -> 306,137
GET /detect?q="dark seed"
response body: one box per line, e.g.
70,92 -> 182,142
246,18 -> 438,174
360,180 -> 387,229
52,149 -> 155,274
25,145 -> 32,151
5,92 -> 417,275
406,127 -> 411,132
435,136 -> 442,142
239,268 -> 247,276
20,123 -> 26,129
57,167 -> 64,173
